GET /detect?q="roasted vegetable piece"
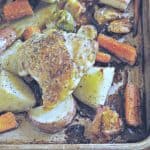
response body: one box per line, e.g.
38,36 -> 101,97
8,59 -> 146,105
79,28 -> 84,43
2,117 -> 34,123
0,27 -> 17,53
94,7 -> 123,25
0,112 -> 18,133
56,10 -> 75,32
0,5 -> 58,38
77,25 -> 97,40
87,106 -> 122,138
0,40 -> 23,75
73,67 -> 115,109
0,70 -> 36,113
65,0 -> 85,18
99,0 -> 132,11
125,83 -> 142,127
108,19 -> 132,34
28,95 -> 76,133
96,51 -> 111,63
101,107 -> 122,136
3,0 -> 33,21
87,107 -> 103,138
23,26 -> 41,40
98,34 -> 137,65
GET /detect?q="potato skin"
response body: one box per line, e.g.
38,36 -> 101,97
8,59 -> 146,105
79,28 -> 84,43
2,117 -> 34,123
28,98 -> 76,133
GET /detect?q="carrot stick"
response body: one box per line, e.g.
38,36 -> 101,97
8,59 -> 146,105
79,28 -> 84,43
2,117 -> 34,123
98,34 -> 137,65
3,0 -> 33,21
0,27 -> 17,53
0,112 -> 18,133
96,51 -> 111,63
23,26 -> 40,40
125,83 -> 142,127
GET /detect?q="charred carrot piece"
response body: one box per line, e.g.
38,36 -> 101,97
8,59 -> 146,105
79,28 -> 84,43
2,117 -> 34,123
125,83 -> 142,127
0,27 -> 17,53
96,51 -> 111,63
98,34 -> 137,65
0,112 -> 18,133
23,26 -> 40,40
3,0 -> 33,21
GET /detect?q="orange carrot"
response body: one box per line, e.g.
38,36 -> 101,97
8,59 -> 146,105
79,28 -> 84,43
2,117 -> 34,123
23,26 -> 40,40
96,51 -> 111,63
0,27 -> 17,53
0,112 -> 18,133
125,83 -> 142,127
98,34 -> 137,65
3,0 -> 33,21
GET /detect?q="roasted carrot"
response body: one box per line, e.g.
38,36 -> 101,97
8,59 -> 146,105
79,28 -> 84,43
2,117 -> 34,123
125,83 -> 142,127
23,26 -> 40,40
0,27 -> 17,53
96,51 -> 111,63
98,34 -> 137,65
3,0 -> 33,21
0,112 -> 18,133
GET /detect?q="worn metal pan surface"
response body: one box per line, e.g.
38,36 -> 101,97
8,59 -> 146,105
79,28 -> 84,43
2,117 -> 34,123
0,0 -> 149,149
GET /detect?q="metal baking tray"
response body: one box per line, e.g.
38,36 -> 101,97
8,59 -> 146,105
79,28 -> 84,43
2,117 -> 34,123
0,0 -> 150,149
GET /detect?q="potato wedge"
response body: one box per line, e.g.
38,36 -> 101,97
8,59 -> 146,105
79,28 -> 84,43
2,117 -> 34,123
0,40 -> 23,75
0,70 -> 36,113
28,95 -> 76,133
73,67 -> 115,108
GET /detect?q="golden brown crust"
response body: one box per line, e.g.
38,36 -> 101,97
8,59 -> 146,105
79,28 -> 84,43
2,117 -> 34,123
19,32 -> 73,108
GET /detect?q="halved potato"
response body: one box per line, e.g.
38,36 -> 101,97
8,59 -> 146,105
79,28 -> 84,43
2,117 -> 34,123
0,40 -> 23,75
73,67 -> 115,108
0,70 -> 36,112
28,95 -> 76,133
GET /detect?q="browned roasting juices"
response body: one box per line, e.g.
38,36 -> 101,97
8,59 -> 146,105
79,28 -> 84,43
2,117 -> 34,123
0,0 -> 149,148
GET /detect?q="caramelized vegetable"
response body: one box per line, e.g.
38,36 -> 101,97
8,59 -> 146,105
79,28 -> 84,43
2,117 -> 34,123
98,34 -> 137,65
3,0 -> 33,21
94,7 -> 123,25
87,106 -> 122,138
23,26 -> 40,40
125,83 -> 142,127
0,5 -> 58,38
0,112 -> 18,133
108,18 -> 132,34
101,107 -> 122,136
88,107 -> 103,138
96,51 -> 111,63
99,0 -> 132,11
65,0 -> 85,18
0,27 -> 16,53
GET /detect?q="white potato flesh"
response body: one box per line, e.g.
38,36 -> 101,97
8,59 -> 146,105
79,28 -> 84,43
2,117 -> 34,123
73,67 -> 115,108
0,70 -> 36,112
28,95 -> 76,133
0,40 -> 23,75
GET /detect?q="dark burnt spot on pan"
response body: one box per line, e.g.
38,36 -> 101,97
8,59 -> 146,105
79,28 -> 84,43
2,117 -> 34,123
75,98 -> 96,120
121,127 -> 147,142
23,76 -> 42,106
29,0 -> 39,9
65,124 -> 90,144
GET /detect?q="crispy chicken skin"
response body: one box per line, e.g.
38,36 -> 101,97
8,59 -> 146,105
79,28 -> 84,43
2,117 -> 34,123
17,30 -> 97,108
